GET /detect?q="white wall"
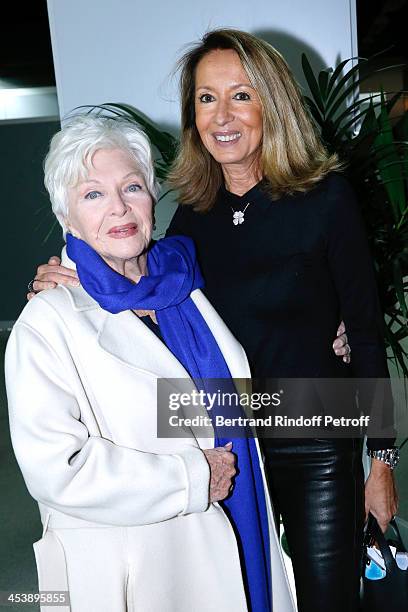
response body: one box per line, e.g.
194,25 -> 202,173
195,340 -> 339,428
47,0 -> 357,232
48,0 -> 357,126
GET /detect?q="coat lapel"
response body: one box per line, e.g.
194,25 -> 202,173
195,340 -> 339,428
62,281 -> 249,382
97,309 -> 192,379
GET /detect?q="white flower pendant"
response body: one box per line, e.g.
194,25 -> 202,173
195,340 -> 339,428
232,210 -> 245,225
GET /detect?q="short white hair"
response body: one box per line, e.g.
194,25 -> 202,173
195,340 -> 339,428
44,114 -> 160,235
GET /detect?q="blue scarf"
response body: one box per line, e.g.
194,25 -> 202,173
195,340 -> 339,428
66,233 -> 271,611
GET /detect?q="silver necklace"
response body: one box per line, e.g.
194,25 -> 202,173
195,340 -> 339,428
231,202 -> 251,225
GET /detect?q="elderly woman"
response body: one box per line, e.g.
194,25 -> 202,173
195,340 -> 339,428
6,115 -> 295,612
28,29 -> 399,612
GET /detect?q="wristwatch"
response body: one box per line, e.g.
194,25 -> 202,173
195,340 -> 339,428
367,448 -> 400,470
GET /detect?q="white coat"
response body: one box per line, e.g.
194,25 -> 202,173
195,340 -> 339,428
5,255 -> 296,612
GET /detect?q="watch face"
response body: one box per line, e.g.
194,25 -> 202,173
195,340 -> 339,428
391,450 -> 400,467
387,449 -> 399,468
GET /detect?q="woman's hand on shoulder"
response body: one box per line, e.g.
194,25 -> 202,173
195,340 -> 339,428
333,320 -> 351,364
27,256 -> 80,301
203,442 -> 236,503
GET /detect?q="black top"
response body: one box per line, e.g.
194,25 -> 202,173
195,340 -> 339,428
139,314 -> 163,340
166,173 -> 394,450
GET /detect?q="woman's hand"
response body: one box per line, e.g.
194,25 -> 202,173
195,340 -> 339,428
27,256 -> 80,300
364,458 -> 399,532
333,320 -> 351,363
203,442 -> 237,502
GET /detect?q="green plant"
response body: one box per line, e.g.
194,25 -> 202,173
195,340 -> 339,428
301,54 -> 408,375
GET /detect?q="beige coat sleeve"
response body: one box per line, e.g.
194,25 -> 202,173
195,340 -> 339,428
5,314 -> 210,526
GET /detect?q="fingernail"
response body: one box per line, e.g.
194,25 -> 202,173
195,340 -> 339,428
224,441 -> 233,449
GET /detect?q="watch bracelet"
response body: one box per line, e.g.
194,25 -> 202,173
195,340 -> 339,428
367,447 -> 400,469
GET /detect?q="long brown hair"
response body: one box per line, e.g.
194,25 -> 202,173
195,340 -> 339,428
168,28 -> 342,211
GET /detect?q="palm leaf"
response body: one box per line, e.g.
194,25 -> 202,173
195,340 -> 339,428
325,62 -> 404,119
303,96 -> 326,126
393,258 -> 408,317
318,70 -> 330,102
302,53 -> 408,372
325,60 -> 367,112
103,103 -> 177,165
76,103 -> 178,168
326,58 -> 356,94
332,94 -> 385,132
374,93 -> 407,220
301,54 -> 325,115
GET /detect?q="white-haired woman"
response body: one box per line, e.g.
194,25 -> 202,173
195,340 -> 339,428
5,115 -> 295,612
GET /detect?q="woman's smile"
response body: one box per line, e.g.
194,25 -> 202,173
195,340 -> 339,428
107,222 -> 138,239
213,131 -> 242,145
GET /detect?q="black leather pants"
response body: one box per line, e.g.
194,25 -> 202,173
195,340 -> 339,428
262,438 -> 365,612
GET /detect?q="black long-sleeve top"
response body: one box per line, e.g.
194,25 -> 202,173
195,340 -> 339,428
166,173 -> 395,450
